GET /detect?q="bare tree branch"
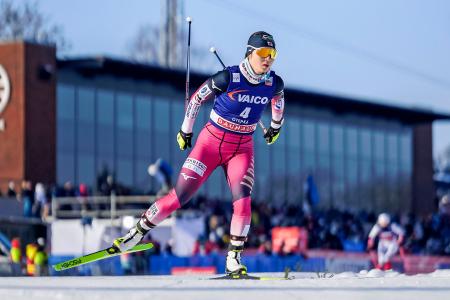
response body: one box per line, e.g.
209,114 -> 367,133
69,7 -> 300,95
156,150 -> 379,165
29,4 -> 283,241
127,22 -> 217,72
127,24 -> 160,64
0,0 -> 70,52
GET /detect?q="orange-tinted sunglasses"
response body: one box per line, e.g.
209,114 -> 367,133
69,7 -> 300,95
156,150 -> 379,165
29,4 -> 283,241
249,46 -> 278,59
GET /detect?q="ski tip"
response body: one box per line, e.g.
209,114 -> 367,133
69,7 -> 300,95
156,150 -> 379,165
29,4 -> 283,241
131,242 -> 154,251
52,263 -> 70,272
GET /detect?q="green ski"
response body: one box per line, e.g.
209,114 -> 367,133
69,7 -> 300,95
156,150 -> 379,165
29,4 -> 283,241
53,242 -> 153,271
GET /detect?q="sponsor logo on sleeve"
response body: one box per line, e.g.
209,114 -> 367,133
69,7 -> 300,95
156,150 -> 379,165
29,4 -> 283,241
232,73 -> 240,82
198,85 -> 212,98
145,203 -> 160,220
182,158 -> 207,177
275,96 -> 283,110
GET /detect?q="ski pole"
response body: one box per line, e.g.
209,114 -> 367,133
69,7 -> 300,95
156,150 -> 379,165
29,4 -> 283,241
185,17 -> 192,111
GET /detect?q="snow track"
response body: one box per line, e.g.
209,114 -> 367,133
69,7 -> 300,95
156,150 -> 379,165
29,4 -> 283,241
1,270 -> 450,300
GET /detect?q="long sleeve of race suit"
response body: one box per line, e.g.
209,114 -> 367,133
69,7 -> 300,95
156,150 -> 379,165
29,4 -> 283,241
270,75 -> 285,129
181,70 -> 229,133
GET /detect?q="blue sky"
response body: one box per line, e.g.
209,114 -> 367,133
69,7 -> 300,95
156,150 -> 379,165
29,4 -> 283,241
37,0 -> 450,159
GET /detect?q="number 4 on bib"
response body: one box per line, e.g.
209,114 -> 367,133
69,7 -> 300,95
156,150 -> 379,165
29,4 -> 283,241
239,107 -> 251,118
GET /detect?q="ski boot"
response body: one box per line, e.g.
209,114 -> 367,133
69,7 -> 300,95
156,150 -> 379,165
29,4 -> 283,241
113,221 -> 148,252
225,245 -> 248,276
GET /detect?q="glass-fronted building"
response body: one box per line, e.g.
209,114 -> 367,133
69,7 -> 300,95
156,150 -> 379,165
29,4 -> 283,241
55,57 -> 444,214
3,42 -> 448,216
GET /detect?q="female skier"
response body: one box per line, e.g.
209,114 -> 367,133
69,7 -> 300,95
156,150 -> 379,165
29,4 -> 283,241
113,31 -> 285,275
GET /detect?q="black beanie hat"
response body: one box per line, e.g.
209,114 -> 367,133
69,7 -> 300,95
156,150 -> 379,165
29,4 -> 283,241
245,31 -> 276,57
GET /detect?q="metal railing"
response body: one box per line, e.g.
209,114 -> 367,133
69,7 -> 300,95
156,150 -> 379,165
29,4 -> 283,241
51,194 -> 156,219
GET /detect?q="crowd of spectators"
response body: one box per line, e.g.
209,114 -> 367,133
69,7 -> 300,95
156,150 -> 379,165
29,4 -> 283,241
1,179 -> 449,256
188,194 -> 450,256
0,171 -> 134,220
0,180 -> 51,220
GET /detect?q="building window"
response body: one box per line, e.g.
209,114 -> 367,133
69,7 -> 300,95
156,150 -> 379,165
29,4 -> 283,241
116,93 -> 134,187
96,89 -> 115,182
346,126 -> 358,159
360,128 -> 372,160
153,97 -> 171,164
387,133 -> 399,164
373,130 -> 386,211
171,100 -> 187,177
331,125 -> 345,207
345,126 -> 359,207
76,87 -> 95,186
302,119 -> 316,173
57,153 -> 75,186
286,118 -> 302,202
317,122 -> 331,207
255,121 -> 271,201
359,128 -> 373,204
135,95 -> 152,193
56,84 -> 76,185
116,93 -> 133,158
272,117 -> 287,201
399,129 -> 412,208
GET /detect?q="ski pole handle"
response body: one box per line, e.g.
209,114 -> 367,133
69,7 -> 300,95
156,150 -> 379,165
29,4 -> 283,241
209,47 -> 226,69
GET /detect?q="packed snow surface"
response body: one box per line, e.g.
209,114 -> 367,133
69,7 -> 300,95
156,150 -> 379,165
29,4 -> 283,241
1,270 -> 450,300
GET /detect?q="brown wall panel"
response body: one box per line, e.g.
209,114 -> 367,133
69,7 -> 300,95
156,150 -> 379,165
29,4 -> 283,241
0,42 -> 56,192
24,43 -> 56,186
0,42 -> 26,191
